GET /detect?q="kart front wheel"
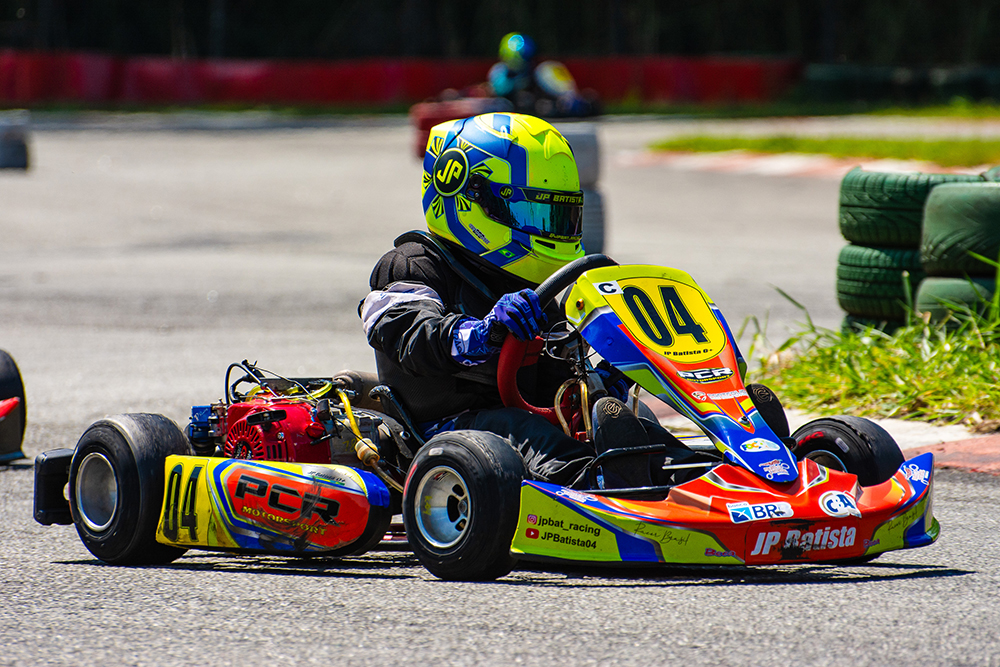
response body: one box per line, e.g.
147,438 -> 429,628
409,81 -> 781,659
791,415 -> 904,486
70,414 -> 191,565
402,430 -> 525,581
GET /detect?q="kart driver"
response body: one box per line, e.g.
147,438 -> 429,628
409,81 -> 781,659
360,113 -> 675,489
488,33 -> 598,118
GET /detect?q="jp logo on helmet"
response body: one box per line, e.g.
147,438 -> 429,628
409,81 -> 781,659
432,148 -> 469,197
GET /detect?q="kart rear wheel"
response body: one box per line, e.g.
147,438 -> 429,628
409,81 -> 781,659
791,415 -> 904,486
0,349 -> 27,462
403,430 -> 525,581
70,414 -> 191,565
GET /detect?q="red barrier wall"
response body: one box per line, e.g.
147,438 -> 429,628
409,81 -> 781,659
0,50 -> 800,106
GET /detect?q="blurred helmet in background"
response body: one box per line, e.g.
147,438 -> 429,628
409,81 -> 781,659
498,32 -> 537,72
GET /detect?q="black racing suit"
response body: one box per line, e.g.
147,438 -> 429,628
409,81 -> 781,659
360,231 -> 596,485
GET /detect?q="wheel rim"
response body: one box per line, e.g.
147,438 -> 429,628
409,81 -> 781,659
413,465 -> 470,550
805,449 -> 848,473
76,452 -> 118,532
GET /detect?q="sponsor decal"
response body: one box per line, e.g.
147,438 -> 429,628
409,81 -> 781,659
760,458 -> 791,480
863,538 -> 880,548
467,223 -> 490,245
819,491 -> 861,518
693,388 -> 751,403
705,548 -> 738,558
595,280 -> 622,295
740,438 -> 782,453
902,463 -> 930,485
749,524 -> 857,556
556,488 -> 591,503
526,528 -> 539,539
726,501 -> 794,524
527,514 -> 538,525
677,367 -> 734,383
499,185 -> 514,198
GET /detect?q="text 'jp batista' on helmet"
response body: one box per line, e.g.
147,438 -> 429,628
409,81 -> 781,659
421,113 -> 585,285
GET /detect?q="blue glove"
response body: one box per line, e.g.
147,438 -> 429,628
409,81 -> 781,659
491,289 -> 545,341
451,289 -> 546,366
596,366 -> 630,402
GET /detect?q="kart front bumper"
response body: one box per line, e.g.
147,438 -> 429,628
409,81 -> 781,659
510,453 -> 937,566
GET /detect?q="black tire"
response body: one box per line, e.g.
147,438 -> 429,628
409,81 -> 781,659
791,416 -> 904,487
747,384 -> 790,439
0,349 -> 27,462
69,413 -> 192,565
915,276 -> 995,322
921,182 -> 1000,276
402,430 -> 525,581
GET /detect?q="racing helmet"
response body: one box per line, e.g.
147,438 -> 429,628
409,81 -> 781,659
498,32 -> 537,72
421,113 -> 585,285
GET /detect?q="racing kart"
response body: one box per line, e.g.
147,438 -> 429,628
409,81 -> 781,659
32,255 -> 937,580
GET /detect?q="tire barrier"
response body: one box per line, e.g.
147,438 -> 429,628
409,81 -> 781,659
836,245 -> 923,323
922,182 -> 1000,277
838,167 -> 984,247
915,276 -> 996,322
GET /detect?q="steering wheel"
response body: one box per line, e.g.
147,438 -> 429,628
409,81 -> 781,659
497,254 -> 618,425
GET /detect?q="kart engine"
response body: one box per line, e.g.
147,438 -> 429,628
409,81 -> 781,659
187,397 -> 384,467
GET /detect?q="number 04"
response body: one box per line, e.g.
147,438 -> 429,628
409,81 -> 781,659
622,285 -> 708,347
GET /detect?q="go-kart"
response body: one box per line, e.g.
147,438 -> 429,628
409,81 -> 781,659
32,254 -> 937,581
399,255 -> 938,580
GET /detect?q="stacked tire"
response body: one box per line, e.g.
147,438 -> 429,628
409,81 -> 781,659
917,182 -> 1000,321
837,167 -> 985,332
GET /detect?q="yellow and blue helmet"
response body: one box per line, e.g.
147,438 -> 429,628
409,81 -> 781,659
421,113 -> 585,285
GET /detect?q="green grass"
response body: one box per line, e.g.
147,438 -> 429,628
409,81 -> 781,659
746,281 -> 1000,431
650,135 -> 1000,168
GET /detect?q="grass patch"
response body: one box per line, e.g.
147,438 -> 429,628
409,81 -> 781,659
747,284 -> 1000,431
650,134 -> 1000,168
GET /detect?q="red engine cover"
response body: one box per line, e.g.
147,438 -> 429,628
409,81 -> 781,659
223,400 -> 331,464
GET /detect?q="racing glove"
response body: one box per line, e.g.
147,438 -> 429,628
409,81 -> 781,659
451,289 -> 546,366
595,361 -> 632,402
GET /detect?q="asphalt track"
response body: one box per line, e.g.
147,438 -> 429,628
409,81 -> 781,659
2,116 -> 999,666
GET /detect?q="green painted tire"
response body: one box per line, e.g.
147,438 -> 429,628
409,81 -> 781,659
838,167 -> 983,247
921,182 -> 1000,277
836,245 -> 921,319
915,276 -> 995,322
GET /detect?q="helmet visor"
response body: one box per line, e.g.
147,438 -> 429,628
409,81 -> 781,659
469,175 -> 583,240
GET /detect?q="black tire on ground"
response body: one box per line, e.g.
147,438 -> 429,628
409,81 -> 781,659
791,416 -> 904,487
402,430 -> 525,581
69,413 -> 192,565
581,187 -> 605,255
0,349 -> 27,461
747,384 -> 790,439
921,182 -> 1000,276
915,276 -> 995,322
